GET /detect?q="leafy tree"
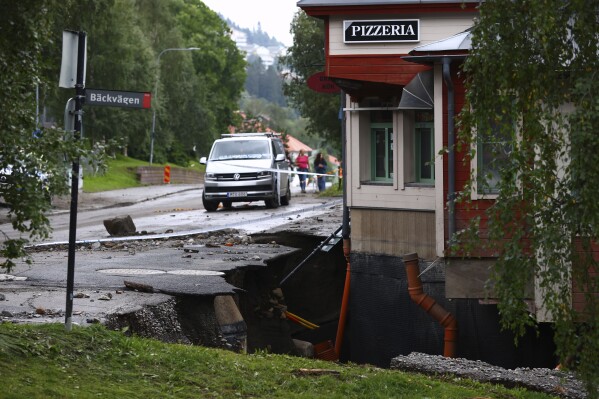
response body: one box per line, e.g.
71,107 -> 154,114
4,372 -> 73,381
37,0 -> 156,161
0,1 -> 97,270
261,64 -> 286,107
245,56 -> 286,106
279,11 -> 341,153
245,56 -> 264,97
176,0 -> 246,156
458,0 -> 599,394
238,95 -> 298,134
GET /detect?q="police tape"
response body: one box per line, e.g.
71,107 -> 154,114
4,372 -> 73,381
214,161 -> 336,178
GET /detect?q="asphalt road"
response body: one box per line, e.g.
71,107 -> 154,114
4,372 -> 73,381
1,183 -> 341,245
0,183 -> 344,325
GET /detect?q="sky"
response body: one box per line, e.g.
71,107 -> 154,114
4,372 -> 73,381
201,0 -> 299,47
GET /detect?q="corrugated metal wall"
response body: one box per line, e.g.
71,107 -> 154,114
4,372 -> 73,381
347,253 -> 557,369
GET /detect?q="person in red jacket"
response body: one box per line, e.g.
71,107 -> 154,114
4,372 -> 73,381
295,149 -> 309,193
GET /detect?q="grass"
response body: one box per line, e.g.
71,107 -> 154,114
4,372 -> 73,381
0,323 -> 556,399
82,155 -> 204,193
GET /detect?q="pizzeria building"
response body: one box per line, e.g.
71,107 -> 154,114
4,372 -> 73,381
297,0 -> 556,368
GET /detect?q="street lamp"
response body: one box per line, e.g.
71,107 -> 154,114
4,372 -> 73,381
149,47 -> 201,164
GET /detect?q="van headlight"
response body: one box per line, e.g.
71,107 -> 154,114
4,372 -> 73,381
205,173 -> 216,180
257,171 -> 271,178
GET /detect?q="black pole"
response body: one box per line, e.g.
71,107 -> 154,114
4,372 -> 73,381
340,90 -> 350,239
65,31 -> 86,331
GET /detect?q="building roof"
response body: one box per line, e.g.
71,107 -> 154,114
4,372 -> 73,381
401,29 -> 472,64
297,0 -> 481,5
410,28 -> 472,52
286,134 -> 313,153
328,154 -> 341,166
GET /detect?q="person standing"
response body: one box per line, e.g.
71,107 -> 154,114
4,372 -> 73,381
313,152 -> 328,192
295,149 -> 310,193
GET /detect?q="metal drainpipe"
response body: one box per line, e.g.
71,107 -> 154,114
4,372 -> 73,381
443,58 -> 456,241
335,90 -> 351,357
404,253 -> 457,357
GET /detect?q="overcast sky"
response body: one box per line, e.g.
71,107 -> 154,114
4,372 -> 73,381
201,0 -> 299,47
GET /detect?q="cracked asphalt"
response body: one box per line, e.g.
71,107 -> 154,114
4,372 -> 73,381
0,184 -> 343,326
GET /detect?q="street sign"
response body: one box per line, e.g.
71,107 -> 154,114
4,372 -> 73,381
307,72 -> 341,94
86,89 -> 151,109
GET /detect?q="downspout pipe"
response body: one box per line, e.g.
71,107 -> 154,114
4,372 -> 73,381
443,58 -> 456,242
404,253 -> 457,357
335,90 -> 351,357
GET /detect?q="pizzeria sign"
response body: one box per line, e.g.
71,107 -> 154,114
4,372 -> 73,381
344,19 -> 419,43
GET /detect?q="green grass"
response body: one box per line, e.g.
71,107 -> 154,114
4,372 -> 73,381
0,323 -> 556,399
317,178 -> 344,197
82,155 -> 204,193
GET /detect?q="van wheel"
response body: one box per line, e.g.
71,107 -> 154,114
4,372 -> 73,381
202,192 -> 219,212
264,197 -> 279,209
264,187 -> 280,208
280,184 -> 291,206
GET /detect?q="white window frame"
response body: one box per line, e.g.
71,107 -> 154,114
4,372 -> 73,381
470,110 -> 520,200
371,122 -> 394,182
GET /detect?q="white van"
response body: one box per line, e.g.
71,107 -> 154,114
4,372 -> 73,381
199,133 -> 291,212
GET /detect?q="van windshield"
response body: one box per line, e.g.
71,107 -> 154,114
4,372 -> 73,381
209,140 -> 271,161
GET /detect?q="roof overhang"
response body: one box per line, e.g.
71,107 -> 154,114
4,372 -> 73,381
297,0 -> 482,18
331,78 -> 404,101
402,54 -> 467,65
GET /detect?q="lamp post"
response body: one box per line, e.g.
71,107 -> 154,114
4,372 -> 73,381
149,47 -> 201,164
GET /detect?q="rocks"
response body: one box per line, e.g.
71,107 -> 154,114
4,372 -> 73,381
103,215 -> 136,236
293,339 -> 315,358
0,274 -> 27,282
391,352 -> 587,399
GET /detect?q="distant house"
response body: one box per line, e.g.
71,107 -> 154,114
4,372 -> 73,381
285,134 -> 313,160
327,154 -> 340,168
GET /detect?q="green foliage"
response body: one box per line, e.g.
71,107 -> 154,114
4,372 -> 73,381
245,56 -> 287,106
0,323 -> 554,399
279,11 -> 342,154
82,154 -> 145,192
174,0 -> 247,157
238,94 -> 300,135
39,0 -> 246,164
458,0 -> 599,395
0,1 -> 95,271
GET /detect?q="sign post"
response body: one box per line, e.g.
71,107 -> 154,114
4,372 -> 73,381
63,31 -> 86,331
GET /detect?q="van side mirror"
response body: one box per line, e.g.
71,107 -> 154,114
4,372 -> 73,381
200,157 -> 207,164
275,154 -> 286,162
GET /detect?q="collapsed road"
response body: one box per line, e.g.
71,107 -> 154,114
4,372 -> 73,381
0,187 -> 347,356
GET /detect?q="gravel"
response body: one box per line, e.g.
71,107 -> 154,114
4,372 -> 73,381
391,352 -> 588,398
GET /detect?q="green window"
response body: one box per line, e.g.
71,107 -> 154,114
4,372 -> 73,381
371,123 -> 394,182
415,111 -> 434,183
